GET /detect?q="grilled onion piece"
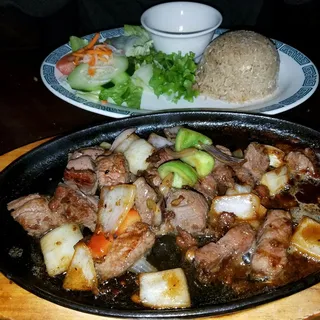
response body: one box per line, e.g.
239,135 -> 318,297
63,242 -> 97,291
40,223 -> 83,277
139,268 -> 191,309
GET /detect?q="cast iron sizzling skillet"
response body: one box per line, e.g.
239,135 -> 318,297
1,111 -> 320,318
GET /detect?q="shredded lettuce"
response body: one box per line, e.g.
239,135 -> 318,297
107,25 -> 153,57
69,36 -> 88,52
123,25 -> 150,39
99,79 -> 143,109
76,90 -> 100,103
133,50 -> 199,103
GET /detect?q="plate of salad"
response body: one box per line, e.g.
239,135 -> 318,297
40,26 -> 318,118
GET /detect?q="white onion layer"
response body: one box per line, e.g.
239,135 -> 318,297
129,256 -> 157,274
139,268 -> 191,309
110,128 -> 137,152
40,223 -> 83,277
97,184 -> 136,234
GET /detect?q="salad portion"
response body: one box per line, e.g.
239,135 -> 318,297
56,25 -> 199,109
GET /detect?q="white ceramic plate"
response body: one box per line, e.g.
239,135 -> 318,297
40,28 -> 319,118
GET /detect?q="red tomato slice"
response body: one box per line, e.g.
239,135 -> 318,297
56,54 -> 76,75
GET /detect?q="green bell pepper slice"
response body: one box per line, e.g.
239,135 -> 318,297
158,160 -> 198,188
182,150 -> 215,178
175,128 -> 212,151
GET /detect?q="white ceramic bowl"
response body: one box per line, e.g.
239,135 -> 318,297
141,1 -> 222,58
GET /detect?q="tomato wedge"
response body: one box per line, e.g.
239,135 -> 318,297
56,53 -> 76,75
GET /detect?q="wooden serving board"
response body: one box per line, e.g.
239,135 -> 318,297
1,139 -> 320,320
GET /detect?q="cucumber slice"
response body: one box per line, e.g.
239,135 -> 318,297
67,55 -> 129,91
111,71 -> 131,85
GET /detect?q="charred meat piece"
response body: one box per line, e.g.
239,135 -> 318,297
64,154 -> 99,195
142,167 -> 163,188
147,147 -> 174,168
64,168 -> 98,196
234,142 -> 269,185
193,173 -> 218,201
166,190 -> 208,235
7,194 -> 42,211
253,184 -> 271,206
251,209 -> 292,281
64,168 -> 97,196
194,223 -> 256,279
176,227 -> 198,251
205,145 -> 235,193
96,153 -> 130,188
66,155 -> 95,171
233,166 -> 255,187
211,165 -> 235,194
303,147 -> 320,166
254,185 -> 298,209
211,211 -> 237,239
285,151 -> 317,176
70,147 -> 105,160
243,143 -> 269,181
95,222 -> 155,280
64,155 -> 98,195
8,194 -> 65,237
49,183 -> 98,232
133,177 -> 159,225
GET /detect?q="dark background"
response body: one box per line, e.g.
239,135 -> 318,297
1,0 -> 319,51
0,0 -> 319,155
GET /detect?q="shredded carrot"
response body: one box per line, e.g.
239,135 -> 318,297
88,67 -> 95,76
86,49 -> 111,55
72,52 -> 86,57
88,55 -> 96,66
74,56 -> 80,66
98,46 -> 113,53
101,100 -> 108,104
85,33 -> 100,49
70,33 -> 113,76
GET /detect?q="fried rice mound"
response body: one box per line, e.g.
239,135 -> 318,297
195,30 -> 280,103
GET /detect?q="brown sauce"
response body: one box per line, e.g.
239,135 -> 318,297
192,251 -> 320,303
295,182 -> 320,204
